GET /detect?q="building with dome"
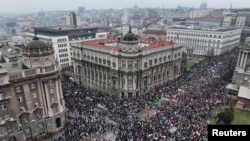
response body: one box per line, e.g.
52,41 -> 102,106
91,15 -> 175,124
71,27 -> 183,98
0,35 -> 66,141
227,37 -> 250,110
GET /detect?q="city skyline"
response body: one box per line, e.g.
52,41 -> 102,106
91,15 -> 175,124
0,0 -> 248,14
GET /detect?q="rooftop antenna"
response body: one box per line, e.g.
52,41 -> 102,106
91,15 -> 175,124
128,25 -> 132,33
34,28 -> 37,37
33,28 -> 39,40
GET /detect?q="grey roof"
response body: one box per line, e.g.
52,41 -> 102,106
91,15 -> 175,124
2,58 -> 27,73
26,37 -> 48,49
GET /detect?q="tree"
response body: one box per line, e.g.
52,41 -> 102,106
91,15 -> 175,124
217,107 -> 234,125
181,52 -> 187,73
229,99 -> 235,113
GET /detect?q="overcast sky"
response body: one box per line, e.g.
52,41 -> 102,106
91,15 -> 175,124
0,0 -> 248,13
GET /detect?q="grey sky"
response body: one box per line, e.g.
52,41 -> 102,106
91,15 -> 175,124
0,0 -> 248,13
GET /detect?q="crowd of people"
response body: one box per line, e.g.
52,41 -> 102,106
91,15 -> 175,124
61,48 -> 238,141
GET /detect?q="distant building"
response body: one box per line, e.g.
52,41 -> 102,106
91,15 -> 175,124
142,29 -> 166,40
190,9 -> 213,19
101,16 -> 110,27
24,26 -> 98,69
223,12 -> 250,28
61,12 -> 81,27
130,18 -> 143,28
200,2 -> 208,9
0,46 -> 22,63
166,26 -> 242,55
78,7 -> 85,20
116,26 -> 138,37
222,13 -> 237,27
0,36 -> 66,141
11,36 -> 26,46
71,28 -> 183,98
188,15 -> 223,28
198,16 -> 223,27
236,12 -> 250,28
230,37 -> 250,109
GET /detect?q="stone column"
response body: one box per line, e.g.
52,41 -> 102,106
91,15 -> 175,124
237,51 -> 242,67
55,79 -> 63,112
240,52 -> 245,68
243,52 -> 248,69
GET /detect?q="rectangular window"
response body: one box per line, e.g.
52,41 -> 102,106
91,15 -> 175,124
30,83 -> 36,89
32,92 -> 37,98
20,107 -> 26,112
45,58 -> 49,63
22,117 -> 28,123
18,96 -> 23,102
6,124 -> 12,132
122,60 -> 126,68
15,86 -> 22,93
3,114 -> 9,120
51,97 -> 55,103
0,93 -> 5,100
49,88 -> 54,94
34,102 -> 39,108
128,61 -> 133,69
1,104 -> 7,110
134,60 -> 138,68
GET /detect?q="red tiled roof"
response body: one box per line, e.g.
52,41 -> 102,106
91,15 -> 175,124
139,38 -> 173,51
80,37 -> 173,51
81,37 -> 121,51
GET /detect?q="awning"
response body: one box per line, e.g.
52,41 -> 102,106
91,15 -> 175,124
238,86 -> 250,99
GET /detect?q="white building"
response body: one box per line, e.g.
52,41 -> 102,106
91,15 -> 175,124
11,36 -> 26,46
166,26 -> 242,55
61,12 -> 81,26
24,27 -> 99,69
115,26 -> 139,36
190,9 -> 213,19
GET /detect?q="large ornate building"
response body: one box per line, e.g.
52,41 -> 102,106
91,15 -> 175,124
71,28 -> 183,98
230,37 -> 250,109
0,36 -> 66,140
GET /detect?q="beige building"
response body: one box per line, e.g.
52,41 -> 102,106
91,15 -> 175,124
230,37 -> 250,109
0,36 -> 66,141
142,30 -> 166,40
71,28 -> 183,98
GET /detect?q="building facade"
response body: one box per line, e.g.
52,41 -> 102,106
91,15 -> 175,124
61,12 -> 81,27
24,27 -> 99,69
0,36 -> 66,141
230,37 -> 250,109
166,27 -> 242,56
233,37 -> 250,85
71,29 -> 183,98
223,12 -> 250,28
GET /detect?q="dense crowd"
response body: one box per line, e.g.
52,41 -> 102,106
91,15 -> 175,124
61,49 -> 238,141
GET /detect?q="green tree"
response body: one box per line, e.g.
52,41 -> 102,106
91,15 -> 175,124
217,107 -> 234,125
229,100 -> 235,113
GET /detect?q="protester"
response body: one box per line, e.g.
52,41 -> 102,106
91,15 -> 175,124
62,48 -> 238,141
